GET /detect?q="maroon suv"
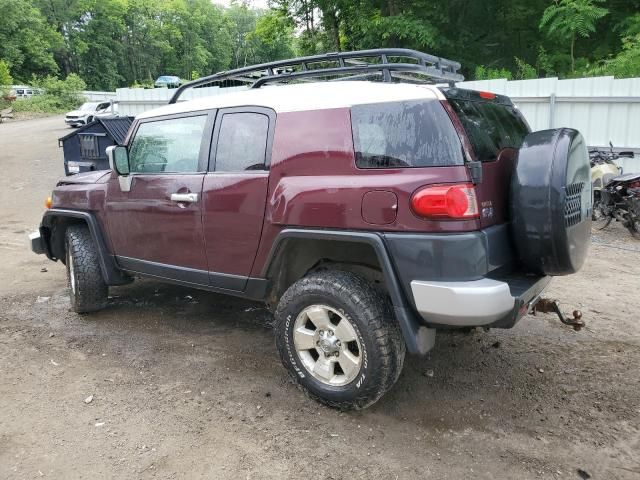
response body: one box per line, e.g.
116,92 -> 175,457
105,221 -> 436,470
31,50 -> 592,409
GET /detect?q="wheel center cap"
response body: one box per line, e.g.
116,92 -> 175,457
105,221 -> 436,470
317,331 -> 339,354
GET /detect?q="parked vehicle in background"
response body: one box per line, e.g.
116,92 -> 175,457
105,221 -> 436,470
65,101 -> 118,127
591,148 -> 640,238
11,85 -> 42,98
590,146 -> 638,234
30,50 -> 593,409
590,145 -> 624,203
154,75 -> 182,88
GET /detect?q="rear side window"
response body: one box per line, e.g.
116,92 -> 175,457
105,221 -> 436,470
448,99 -> 529,161
351,100 -> 464,169
214,113 -> 269,171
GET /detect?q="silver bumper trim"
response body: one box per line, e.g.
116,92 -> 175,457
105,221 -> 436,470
410,278 -> 515,326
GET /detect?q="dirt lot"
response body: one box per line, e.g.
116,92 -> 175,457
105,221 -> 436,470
1,116 -> 639,479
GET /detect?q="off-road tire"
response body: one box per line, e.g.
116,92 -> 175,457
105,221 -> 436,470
65,225 -> 108,313
274,270 -> 405,410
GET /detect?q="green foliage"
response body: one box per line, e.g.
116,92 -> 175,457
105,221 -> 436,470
591,32 -> 640,77
540,0 -> 608,39
0,60 -> 12,108
13,73 -> 86,113
475,65 -> 513,80
539,0 -> 609,71
1,0 -> 639,89
536,47 -> 556,77
251,10 -> 296,61
0,60 -> 12,87
0,0 -> 62,81
514,57 -> 538,79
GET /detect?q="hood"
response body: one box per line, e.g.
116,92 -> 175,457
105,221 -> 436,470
66,110 -> 88,117
57,170 -> 111,185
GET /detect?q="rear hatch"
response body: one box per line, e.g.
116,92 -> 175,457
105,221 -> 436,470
441,88 -> 531,228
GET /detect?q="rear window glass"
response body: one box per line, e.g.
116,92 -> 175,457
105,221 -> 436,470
351,100 -> 464,169
448,99 -> 529,161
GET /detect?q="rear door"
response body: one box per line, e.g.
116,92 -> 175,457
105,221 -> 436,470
201,107 -> 274,291
445,91 -> 530,227
106,111 -> 215,283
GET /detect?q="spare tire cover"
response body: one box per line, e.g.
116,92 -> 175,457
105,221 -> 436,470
511,128 -> 591,276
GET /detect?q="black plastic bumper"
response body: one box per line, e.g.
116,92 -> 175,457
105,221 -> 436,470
29,229 -> 47,255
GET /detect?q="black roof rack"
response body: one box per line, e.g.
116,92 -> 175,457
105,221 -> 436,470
168,48 -> 464,104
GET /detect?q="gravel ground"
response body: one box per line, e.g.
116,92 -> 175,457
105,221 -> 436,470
1,116 -> 639,479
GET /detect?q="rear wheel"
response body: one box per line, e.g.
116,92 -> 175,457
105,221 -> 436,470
274,270 -> 405,410
592,198 -> 612,230
65,225 -> 108,313
629,215 -> 640,240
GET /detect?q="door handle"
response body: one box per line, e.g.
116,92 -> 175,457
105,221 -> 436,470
170,193 -> 198,203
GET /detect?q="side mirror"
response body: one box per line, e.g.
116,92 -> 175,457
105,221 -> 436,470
106,145 -> 133,192
106,145 -> 130,174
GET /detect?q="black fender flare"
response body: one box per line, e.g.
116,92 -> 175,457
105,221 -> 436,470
41,209 -> 131,286
262,229 -> 435,355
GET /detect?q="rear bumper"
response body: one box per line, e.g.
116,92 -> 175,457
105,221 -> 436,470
410,274 -> 551,327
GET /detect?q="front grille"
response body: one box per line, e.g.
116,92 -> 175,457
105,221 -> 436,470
565,182 -> 584,227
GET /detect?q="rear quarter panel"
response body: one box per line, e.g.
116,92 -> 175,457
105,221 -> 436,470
251,107 -> 475,276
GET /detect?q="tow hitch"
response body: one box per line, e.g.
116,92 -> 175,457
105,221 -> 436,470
532,298 -> 585,331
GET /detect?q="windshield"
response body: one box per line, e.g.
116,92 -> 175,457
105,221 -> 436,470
448,99 -> 529,161
79,103 -> 99,112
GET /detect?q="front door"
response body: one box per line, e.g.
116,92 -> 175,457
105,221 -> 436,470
106,111 -> 215,284
202,107 -> 274,290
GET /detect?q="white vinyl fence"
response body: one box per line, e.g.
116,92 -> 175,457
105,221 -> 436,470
114,85 -> 246,116
106,76 -> 640,172
81,90 -> 116,102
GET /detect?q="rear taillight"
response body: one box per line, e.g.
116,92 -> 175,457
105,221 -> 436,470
411,184 -> 479,219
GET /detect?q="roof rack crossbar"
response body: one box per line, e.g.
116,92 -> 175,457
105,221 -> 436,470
168,48 -> 464,104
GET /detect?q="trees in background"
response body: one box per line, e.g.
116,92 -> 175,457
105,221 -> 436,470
539,0 -> 609,73
276,0 -> 640,79
1,0 -> 296,89
0,0 -> 62,81
0,0 -> 638,89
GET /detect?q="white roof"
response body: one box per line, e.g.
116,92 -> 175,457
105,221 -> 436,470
137,81 -> 445,119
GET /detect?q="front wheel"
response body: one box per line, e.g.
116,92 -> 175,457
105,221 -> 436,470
65,225 -> 108,313
274,270 -> 405,410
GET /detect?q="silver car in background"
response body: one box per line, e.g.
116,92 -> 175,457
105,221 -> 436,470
65,101 -> 118,127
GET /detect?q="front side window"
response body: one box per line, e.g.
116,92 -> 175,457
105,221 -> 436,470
214,113 -> 269,172
352,100 -> 465,169
129,115 -> 207,173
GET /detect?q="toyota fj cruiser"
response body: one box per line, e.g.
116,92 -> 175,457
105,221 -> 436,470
30,50 -> 592,409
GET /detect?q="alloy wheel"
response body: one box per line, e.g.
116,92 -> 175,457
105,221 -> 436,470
292,305 -> 363,386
